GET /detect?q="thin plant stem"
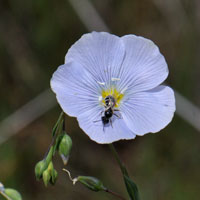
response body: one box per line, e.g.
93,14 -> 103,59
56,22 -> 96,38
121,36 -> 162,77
63,114 -> 66,131
109,144 -> 140,200
43,111 -> 64,159
43,132 -> 57,159
105,188 -> 127,200
63,169 -> 127,200
108,143 -> 127,175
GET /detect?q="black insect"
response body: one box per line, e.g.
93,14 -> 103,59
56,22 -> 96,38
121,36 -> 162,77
101,107 -> 113,126
94,95 -> 121,131
101,116 -> 109,125
101,96 -> 121,130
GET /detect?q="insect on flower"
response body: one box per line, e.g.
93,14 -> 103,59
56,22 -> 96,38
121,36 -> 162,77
95,95 -> 121,130
102,95 -> 117,126
51,32 -> 176,144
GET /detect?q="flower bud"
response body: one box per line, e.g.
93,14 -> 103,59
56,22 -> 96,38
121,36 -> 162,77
35,146 -> 54,180
47,162 -> 58,185
59,133 -> 72,156
35,160 -> 46,180
4,188 -> 22,200
50,168 -> 58,185
58,133 -> 72,165
42,161 -> 58,186
42,169 -> 51,187
77,176 -> 106,192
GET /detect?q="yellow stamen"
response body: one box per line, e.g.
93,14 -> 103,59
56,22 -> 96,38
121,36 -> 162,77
101,87 -> 124,107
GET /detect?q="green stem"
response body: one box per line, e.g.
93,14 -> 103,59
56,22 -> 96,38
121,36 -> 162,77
43,111 -> 64,159
62,114 -> 66,131
0,191 -> 12,200
109,144 -> 139,200
52,111 -> 64,136
108,144 -> 128,176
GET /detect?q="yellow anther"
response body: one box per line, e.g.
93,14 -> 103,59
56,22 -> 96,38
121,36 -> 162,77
101,87 -> 124,107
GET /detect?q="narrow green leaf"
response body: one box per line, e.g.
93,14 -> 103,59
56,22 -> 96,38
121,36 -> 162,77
108,144 -> 140,200
123,175 -> 140,200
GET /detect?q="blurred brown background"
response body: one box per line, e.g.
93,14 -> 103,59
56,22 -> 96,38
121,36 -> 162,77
0,0 -> 200,200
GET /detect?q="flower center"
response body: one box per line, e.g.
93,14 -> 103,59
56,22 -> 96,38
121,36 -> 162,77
101,87 -> 124,108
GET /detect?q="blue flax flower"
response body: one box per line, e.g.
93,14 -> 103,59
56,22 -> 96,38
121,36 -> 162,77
51,32 -> 175,144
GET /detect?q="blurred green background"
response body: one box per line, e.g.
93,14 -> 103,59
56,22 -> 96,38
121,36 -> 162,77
0,0 -> 200,200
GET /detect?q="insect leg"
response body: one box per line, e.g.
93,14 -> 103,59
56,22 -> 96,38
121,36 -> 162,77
103,124 -> 105,132
113,112 -> 123,119
110,119 -> 113,128
93,119 -> 102,123
93,110 -> 104,123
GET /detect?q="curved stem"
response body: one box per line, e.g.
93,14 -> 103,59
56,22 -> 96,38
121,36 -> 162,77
105,189 -> 127,200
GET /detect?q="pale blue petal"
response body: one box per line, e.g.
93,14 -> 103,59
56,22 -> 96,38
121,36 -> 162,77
65,32 -> 125,85
77,109 -> 136,144
117,35 -> 168,93
50,61 -> 101,117
121,85 -> 175,135
51,32 -> 175,144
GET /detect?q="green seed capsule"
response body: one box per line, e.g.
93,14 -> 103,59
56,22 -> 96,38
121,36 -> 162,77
4,188 -> 22,200
35,146 -> 54,180
42,169 -> 51,187
50,169 -> 58,185
35,160 -> 46,180
58,133 -> 72,165
59,133 -> 72,156
77,176 -> 106,192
